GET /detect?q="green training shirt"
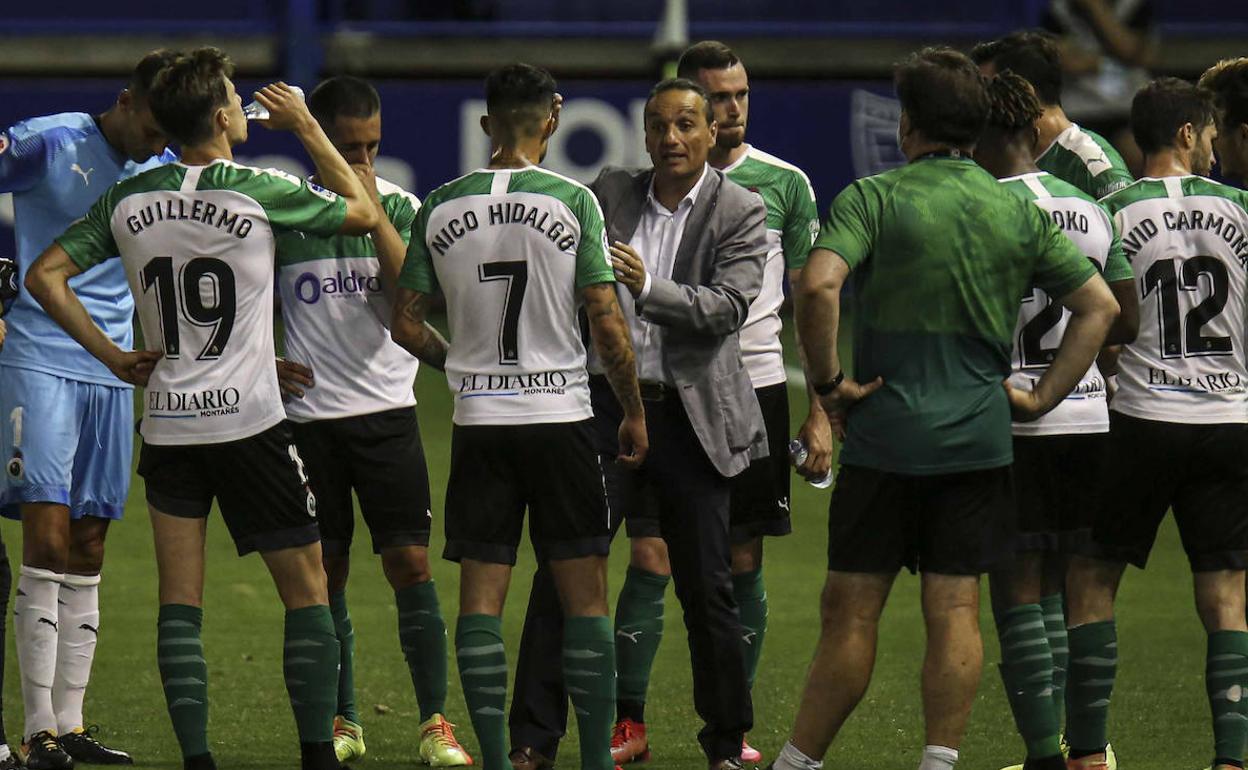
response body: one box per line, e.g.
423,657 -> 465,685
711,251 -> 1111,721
814,155 -> 1096,474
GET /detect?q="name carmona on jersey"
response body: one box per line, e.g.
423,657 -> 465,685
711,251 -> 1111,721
125,197 -> 255,239
430,201 -> 579,256
1121,210 -> 1248,266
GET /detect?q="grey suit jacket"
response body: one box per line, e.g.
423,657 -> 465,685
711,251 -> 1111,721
590,165 -> 769,477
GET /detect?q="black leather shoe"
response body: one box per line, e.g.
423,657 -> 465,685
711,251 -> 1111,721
59,726 -> 133,765
510,746 -> 556,770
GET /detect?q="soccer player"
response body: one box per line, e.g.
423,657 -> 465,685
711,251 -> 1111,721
0,48 -> 178,769
23,48 -> 380,770
604,40 -> 827,767
972,30 -> 1134,200
974,71 -> 1138,770
274,75 -> 471,767
772,48 -> 1117,770
391,62 -> 646,770
1064,78 -> 1248,770
1200,58 -> 1248,184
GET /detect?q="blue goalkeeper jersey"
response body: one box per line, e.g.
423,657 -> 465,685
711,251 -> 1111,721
0,112 -> 172,386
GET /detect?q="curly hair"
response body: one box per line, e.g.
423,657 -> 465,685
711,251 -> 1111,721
985,70 -> 1043,133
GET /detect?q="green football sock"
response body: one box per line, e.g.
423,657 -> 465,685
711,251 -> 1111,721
284,606 -> 340,744
397,580 -> 449,721
997,603 -> 1062,759
1039,593 -> 1068,728
456,614 -> 507,770
564,616 -> 617,770
733,568 -> 768,690
1066,620 -> 1117,756
1207,630 -> 1248,766
157,604 -> 210,760
614,567 -> 669,707
328,590 -> 359,724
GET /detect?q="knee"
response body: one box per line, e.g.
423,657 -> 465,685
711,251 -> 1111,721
819,580 -> 879,632
730,539 -> 762,575
322,555 -> 350,595
68,527 -> 107,575
1195,575 -> 1247,633
629,537 -> 671,576
381,547 -> 432,591
23,537 -> 69,573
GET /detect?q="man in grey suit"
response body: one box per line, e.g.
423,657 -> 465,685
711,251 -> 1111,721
506,78 -> 768,770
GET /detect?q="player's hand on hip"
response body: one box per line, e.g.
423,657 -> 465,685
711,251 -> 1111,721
616,413 -> 649,469
610,242 -> 647,298
108,349 -> 163,387
1004,380 -> 1047,422
276,357 -> 315,400
796,406 -> 833,481
817,376 -> 883,417
254,83 -> 312,131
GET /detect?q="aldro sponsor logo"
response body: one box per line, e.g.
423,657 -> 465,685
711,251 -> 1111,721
148,387 -> 242,418
295,270 -> 382,304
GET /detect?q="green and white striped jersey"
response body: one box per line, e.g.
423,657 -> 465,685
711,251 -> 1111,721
57,159 -> 347,445
999,171 -> 1131,436
722,145 -> 819,387
1036,123 -> 1134,200
399,165 -> 614,426
1101,176 -> 1248,424
276,177 -> 422,422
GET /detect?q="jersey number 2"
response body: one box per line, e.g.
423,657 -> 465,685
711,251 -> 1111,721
478,261 -> 528,365
140,256 -> 237,361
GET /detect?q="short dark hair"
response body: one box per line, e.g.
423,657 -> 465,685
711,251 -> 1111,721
894,47 -> 989,147
1200,58 -> 1248,132
970,30 -> 1063,107
1130,77 -> 1218,155
646,78 -> 715,125
985,70 -> 1043,133
149,47 -> 235,147
676,41 -> 740,80
308,75 -> 381,127
129,49 -> 181,100
484,63 -> 557,135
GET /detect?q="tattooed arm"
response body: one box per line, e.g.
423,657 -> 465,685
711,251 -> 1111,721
390,287 -> 449,371
581,282 -> 648,467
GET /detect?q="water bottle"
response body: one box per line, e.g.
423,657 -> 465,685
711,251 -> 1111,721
243,86 -> 305,121
788,437 -> 833,489
0,257 -> 18,317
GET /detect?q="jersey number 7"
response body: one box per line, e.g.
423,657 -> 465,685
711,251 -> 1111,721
478,260 -> 528,366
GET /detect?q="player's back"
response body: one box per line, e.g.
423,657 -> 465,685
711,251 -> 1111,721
404,165 -> 613,426
1102,176 -> 1248,423
822,155 -> 1094,474
1000,171 -> 1127,435
57,159 -> 347,445
0,112 -> 170,384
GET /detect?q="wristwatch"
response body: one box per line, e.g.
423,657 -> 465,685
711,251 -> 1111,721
812,371 -> 845,396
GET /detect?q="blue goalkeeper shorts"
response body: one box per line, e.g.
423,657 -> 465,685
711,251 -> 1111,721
0,365 -> 132,520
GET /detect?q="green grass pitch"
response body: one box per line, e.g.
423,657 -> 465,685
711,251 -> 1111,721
0,317 -> 1211,769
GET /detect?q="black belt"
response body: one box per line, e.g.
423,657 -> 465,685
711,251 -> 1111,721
638,380 -> 674,402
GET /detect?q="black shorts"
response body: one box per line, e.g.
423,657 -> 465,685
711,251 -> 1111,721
1012,433 -> 1107,553
1085,413 -> 1248,571
728,384 -> 792,543
826,464 -> 1015,575
443,420 -> 612,565
291,407 -> 432,557
138,422 -> 320,556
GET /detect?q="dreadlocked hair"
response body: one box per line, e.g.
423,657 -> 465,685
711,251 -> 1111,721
986,69 -> 1042,133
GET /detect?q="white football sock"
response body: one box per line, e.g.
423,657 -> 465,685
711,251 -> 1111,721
53,572 -> 100,734
15,565 -> 63,738
773,740 -> 823,770
0,743 -> 11,761
918,745 -> 959,770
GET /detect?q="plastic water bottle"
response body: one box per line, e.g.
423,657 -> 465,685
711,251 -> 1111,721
244,86 -> 305,120
0,257 -> 18,317
788,437 -> 834,489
